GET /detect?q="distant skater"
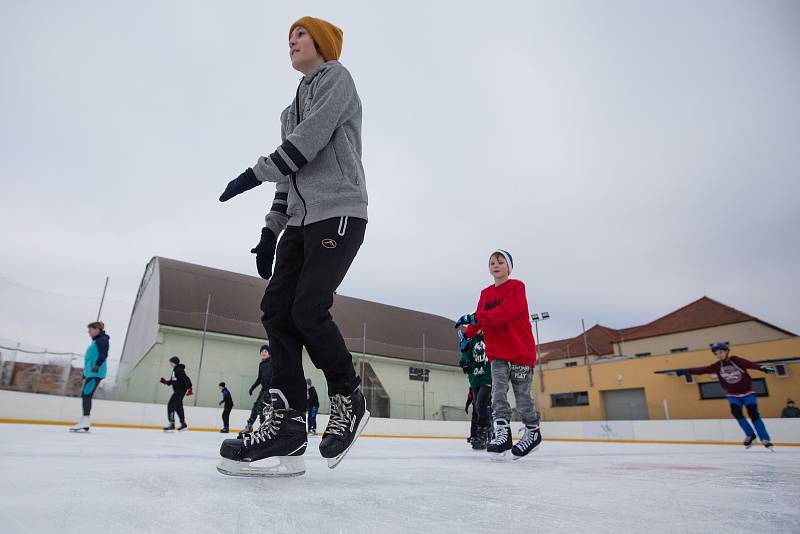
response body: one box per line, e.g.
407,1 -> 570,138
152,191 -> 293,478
70,321 -> 109,432
160,356 -> 192,431
219,382 -> 234,433
243,344 -> 273,433
307,378 -> 320,435
677,343 -> 776,450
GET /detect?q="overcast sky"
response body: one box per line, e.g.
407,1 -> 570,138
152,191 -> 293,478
1,0 -> 799,361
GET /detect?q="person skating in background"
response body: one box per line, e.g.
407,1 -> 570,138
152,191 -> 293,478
242,344 -> 273,433
677,343 -> 776,450
307,378 -> 320,435
456,250 -> 542,460
70,321 -> 109,432
217,16 -> 369,476
159,356 -> 192,431
782,399 -> 800,418
458,330 -> 492,449
219,382 -> 234,433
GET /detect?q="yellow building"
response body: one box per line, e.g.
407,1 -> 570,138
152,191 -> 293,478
536,298 -> 799,421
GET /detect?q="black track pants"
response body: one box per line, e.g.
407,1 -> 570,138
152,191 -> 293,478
261,217 -> 365,410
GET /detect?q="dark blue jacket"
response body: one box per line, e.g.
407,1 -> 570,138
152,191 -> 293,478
219,387 -> 234,408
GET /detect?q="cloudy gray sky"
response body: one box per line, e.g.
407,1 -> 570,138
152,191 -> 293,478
1,0 -> 799,361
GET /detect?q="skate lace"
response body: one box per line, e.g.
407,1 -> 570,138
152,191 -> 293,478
243,408 -> 279,446
517,427 -> 538,449
490,425 -> 509,446
325,394 -> 353,437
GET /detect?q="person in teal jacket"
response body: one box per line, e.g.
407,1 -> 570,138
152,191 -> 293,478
70,321 -> 109,432
458,330 -> 492,449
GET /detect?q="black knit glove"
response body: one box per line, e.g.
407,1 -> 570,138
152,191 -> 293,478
219,168 -> 262,202
251,227 -> 278,280
462,365 -> 470,374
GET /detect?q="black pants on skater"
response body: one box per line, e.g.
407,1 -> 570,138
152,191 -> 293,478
248,387 -> 270,425
81,377 -> 102,417
470,384 -> 492,437
167,391 -> 187,424
261,217 -> 366,410
221,405 -> 232,429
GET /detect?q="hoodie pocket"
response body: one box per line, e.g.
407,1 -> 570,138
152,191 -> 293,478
331,128 -> 366,202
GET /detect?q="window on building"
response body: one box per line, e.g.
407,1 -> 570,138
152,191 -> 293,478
670,347 -> 688,353
409,367 -> 429,382
551,392 -> 589,407
698,379 -> 769,400
564,362 -> 578,368
635,352 -> 651,357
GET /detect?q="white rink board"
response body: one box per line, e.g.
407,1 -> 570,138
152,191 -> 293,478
0,423 -> 798,534
2,390 -> 800,443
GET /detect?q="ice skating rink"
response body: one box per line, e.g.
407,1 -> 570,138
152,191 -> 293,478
0,423 -> 798,534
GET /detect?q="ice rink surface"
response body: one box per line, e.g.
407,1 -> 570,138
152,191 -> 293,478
1,423 -> 798,534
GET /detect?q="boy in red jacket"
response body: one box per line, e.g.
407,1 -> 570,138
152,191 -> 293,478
456,249 -> 541,460
677,342 -> 776,450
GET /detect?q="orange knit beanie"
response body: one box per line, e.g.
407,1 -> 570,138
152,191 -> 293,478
289,16 -> 344,62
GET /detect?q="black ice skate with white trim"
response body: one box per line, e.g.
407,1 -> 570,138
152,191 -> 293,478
763,441 -> 775,452
487,420 -> 512,460
319,384 -> 370,469
512,424 -> 542,459
163,422 -> 175,432
217,389 -> 307,477
743,434 -> 757,449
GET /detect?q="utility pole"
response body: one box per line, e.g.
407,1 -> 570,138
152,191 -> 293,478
531,312 -> 550,393
421,332 -> 426,421
96,276 -> 109,321
195,293 -> 212,406
582,319 -> 593,387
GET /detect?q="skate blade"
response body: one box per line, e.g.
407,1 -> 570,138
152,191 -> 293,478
216,456 -> 305,477
512,442 -> 543,461
326,410 -> 371,470
489,450 -> 511,462
69,428 -> 90,433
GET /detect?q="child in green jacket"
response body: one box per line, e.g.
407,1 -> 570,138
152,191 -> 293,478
459,330 -> 492,449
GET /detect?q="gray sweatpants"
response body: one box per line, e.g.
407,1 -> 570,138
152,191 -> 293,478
491,359 -> 539,427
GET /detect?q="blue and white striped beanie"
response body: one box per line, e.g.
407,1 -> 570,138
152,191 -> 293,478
491,249 -> 514,274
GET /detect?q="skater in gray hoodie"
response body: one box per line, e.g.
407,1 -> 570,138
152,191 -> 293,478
217,16 -> 370,477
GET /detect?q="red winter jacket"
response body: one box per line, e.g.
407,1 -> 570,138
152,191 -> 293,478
464,279 -> 537,366
684,355 -> 766,397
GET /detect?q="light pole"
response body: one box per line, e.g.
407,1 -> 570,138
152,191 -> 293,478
531,312 -> 550,393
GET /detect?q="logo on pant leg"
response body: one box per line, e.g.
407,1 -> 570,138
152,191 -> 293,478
321,239 -> 337,249
510,364 -> 531,380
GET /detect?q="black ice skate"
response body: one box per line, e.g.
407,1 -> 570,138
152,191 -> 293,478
319,384 -> 370,469
764,441 -> 775,452
163,422 -> 176,432
472,427 -> 489,450
178,422 -> 188,432
487,421 -> 512,460
743,434 -> 757,449
512,425 -> 542,459
220,427 -> 229,433
238,404 -> 272,439
217,390 -> 307,477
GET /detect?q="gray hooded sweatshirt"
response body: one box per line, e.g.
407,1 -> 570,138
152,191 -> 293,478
253,61 -> 368,236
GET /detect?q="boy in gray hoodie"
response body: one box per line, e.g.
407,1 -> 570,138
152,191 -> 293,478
217,16 -> 369,477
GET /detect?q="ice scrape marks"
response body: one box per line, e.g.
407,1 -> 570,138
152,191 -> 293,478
614,462 -> 722,471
